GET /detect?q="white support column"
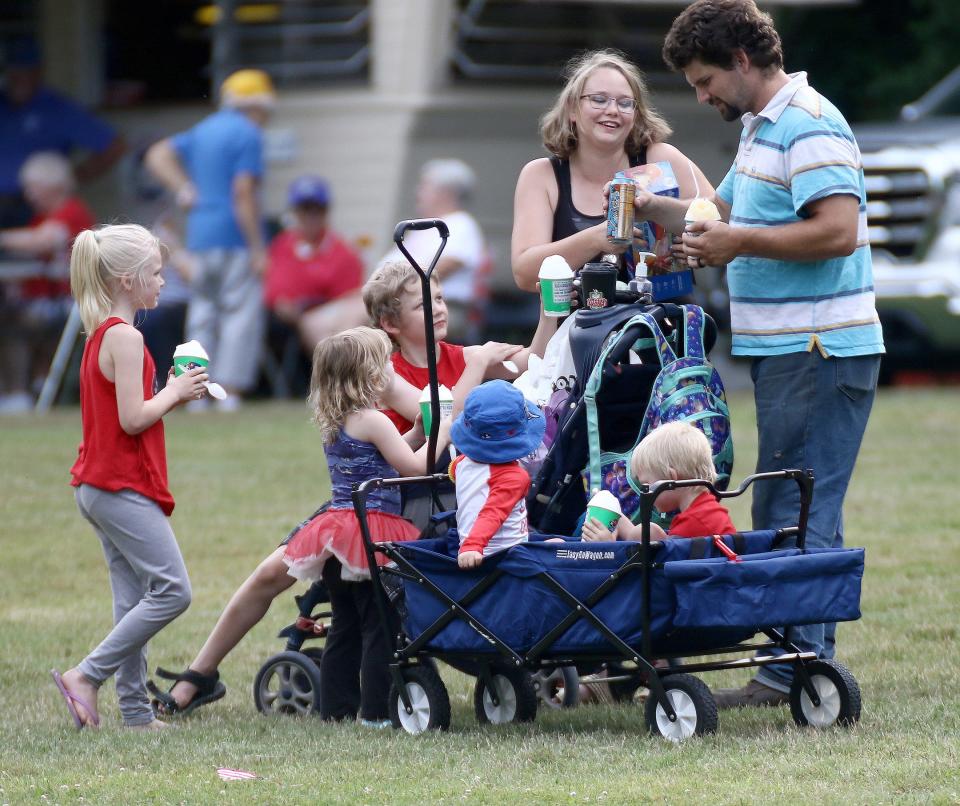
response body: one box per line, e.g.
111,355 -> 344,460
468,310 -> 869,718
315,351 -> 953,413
370,0 -> 455,98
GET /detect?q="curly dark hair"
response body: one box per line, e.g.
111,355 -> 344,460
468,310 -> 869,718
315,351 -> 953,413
663,0 -> 783,73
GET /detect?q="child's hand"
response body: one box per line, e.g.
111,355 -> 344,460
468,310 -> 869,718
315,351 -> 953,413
581,516 -> 618,542
167,367 -> 209,404
477,341 -> 523,369
458,550 -> 483,569
410,411 -> 426,442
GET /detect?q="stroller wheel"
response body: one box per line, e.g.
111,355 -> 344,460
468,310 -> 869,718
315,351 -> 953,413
389,664 -> 451,734
300,646 -> 324,667
474,667 -> 538,725
253,651 -> 322,716
645,674 -> 717,742
532,666 -> 580,709
789,659 -> 861,728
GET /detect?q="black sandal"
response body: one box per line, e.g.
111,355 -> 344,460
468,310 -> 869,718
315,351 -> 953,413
147,667 -> 226,716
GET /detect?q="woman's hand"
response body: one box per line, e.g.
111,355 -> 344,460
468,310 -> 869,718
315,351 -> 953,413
166,366 -> 209,405
458,550 -> 483,569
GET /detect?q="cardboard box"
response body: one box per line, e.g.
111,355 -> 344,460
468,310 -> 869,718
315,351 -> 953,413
624,161 -> 680,276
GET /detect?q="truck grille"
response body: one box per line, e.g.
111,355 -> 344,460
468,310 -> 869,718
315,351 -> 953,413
862,164 -> 936,259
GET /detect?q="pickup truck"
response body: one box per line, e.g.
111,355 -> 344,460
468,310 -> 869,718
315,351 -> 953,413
854,66 -> 960,380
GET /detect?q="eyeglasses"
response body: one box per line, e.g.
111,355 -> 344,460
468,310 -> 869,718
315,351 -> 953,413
580,93 -> 637,113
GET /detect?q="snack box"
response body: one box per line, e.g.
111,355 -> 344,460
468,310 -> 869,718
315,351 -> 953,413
624,161 -> 680,276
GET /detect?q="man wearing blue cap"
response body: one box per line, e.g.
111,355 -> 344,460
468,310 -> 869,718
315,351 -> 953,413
264,175 -> 366,354
0,37 -> 124,227
450,380 -> 546,569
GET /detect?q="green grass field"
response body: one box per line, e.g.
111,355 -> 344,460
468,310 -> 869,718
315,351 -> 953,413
1,389 -> 958,804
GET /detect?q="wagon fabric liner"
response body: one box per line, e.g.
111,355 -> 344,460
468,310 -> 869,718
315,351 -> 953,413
395,531 -> 864,657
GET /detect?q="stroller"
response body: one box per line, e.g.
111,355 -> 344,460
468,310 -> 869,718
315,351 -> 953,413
527,293 -> 724,538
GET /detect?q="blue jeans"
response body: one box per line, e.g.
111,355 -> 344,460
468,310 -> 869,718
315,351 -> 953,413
748,351 -> 880,691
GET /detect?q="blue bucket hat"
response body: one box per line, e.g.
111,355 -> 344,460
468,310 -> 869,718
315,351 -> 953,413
288,175 -> 331,208
451,380 -> 545,464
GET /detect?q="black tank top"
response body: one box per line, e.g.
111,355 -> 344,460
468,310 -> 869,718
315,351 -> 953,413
549,149 -> 646,247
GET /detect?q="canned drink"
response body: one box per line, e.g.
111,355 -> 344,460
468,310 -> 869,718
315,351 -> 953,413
606,172 -> 636,245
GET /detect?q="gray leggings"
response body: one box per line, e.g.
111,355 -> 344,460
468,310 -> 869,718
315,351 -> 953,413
75,485 -> 192,726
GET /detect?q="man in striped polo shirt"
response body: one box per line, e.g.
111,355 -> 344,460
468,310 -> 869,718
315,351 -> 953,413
635,0 -> 884,708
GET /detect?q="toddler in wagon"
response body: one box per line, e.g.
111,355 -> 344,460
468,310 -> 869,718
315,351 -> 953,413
449,380 -> 546,568
581,421 -> 735,541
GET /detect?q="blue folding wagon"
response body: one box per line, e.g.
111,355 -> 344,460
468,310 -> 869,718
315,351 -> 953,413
356,467 -> 865,740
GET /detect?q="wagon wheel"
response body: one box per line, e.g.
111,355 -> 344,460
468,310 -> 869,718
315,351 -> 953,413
389,664 -> 451,734
789,659 -> 861,728
532,666 -> 580,709
644,674 -> 717,742
253,651 -> 322,716
474,666 -> 538,724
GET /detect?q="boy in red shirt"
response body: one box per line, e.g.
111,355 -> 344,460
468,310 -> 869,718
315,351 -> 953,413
364,260 -> 556,528
363,260 -> 556,434
581,421 -> 735,541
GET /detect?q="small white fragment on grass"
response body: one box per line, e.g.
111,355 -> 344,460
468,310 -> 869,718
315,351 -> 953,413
216,768 -> 258,782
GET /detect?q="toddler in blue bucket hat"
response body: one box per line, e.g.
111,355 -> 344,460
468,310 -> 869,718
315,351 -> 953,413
449,380 -> 546,569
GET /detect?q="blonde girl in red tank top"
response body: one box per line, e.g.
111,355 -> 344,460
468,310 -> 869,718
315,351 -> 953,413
51,224 -> 210,731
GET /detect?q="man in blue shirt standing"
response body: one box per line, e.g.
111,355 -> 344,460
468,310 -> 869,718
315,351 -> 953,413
0,38 -> 124,227
146,69 -> 275,409
636,0 -> 884,708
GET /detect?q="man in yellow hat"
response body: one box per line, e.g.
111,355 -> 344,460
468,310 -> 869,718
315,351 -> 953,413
145,69 -> 276,410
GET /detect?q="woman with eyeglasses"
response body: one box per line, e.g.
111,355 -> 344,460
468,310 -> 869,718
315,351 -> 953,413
511,49 -> 712,290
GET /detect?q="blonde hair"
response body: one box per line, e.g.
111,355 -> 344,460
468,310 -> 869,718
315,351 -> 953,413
540,49 -> 673,160
631,421 -> 716,485
69,224 -> 161,334
363,260 -> 439,333
308,326 -> 393,443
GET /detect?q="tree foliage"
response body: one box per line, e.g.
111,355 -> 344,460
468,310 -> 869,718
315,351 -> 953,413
776,0 -> 960,121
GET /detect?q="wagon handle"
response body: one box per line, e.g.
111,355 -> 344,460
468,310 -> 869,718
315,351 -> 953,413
393,219 -> 450,472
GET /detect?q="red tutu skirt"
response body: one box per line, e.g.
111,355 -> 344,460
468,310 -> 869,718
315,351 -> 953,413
282,508 -> 419,582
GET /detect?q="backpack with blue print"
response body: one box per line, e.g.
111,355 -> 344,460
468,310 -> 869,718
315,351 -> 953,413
636,304 -> 733,488
581,304 -> 733,526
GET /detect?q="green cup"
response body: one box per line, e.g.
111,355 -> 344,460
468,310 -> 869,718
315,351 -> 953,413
538,255 -> 574,318
587,489 -> 622,531
587,503 -> 621,531
419,385 -> 453,434
173,354 -> 209,376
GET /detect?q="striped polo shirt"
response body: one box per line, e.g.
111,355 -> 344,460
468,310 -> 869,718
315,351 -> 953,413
716,72 -> 885,358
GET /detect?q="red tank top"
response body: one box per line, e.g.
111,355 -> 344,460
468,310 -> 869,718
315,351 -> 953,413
70,317 -> 174,515
382,341 -> 466,432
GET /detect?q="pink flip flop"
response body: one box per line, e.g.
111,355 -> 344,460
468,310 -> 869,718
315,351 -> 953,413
50,669 -> 100,729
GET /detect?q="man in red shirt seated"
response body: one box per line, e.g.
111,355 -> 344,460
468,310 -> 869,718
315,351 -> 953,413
0,151 -> 94,412
264,176 -> 367,359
